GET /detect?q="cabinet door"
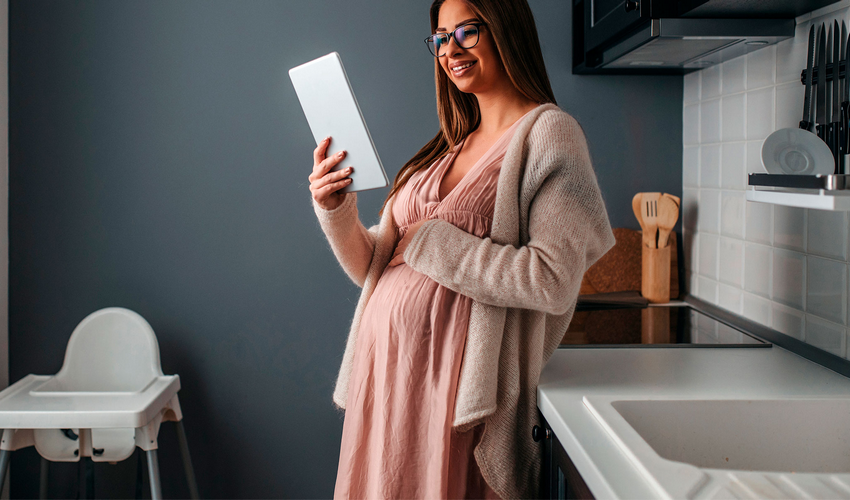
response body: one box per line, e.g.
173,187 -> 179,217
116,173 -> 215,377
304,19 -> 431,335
584,0 -> 647,56
540,413 -> 596,500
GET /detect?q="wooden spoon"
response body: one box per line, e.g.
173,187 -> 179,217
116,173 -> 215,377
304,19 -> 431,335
657,194 -> 680,249
641,192 -> 661,248
632,193 -> 647,237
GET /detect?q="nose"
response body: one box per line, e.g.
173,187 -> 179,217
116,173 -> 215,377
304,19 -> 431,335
445,33 -> 465,57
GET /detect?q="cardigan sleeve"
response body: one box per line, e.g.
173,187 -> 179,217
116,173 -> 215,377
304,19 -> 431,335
403,119 -> 615,315
312,192 -> 378,288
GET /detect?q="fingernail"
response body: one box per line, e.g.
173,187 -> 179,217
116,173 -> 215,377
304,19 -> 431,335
324,136 -> 331,142
347,167 -> 353,173
338,151 -> 345,158
346,178 -> 352,183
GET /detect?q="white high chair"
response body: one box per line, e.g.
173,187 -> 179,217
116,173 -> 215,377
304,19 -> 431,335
0,307 -> 198,499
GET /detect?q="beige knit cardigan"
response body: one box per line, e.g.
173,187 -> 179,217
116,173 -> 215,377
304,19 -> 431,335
312,103 -> 615,499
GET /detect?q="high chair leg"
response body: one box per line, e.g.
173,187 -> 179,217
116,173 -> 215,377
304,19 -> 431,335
175,421 -> 199,500
146,450 -> 162,500
39,457 -> 48,499
0,449 -> 10,493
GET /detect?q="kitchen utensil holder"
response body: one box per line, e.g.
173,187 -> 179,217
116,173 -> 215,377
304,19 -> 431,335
642,243 -> 671,304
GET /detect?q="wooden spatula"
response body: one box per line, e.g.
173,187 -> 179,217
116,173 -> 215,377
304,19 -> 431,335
657,194 -> 679,249
664,193 -> 680,207
641,192 -> 661,249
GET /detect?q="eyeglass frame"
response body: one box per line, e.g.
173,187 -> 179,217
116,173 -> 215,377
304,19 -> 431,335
424,22 -> 487,58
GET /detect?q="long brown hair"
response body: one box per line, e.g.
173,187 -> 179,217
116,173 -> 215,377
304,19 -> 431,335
378,0 -> 557,216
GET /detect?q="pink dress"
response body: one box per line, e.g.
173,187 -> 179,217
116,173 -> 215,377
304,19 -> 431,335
334,119 -> 523,500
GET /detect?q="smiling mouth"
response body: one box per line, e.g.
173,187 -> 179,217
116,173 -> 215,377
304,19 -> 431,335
451,60 -> 477,76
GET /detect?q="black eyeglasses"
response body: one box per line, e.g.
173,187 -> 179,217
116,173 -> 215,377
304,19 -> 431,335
425,23 -> 485,57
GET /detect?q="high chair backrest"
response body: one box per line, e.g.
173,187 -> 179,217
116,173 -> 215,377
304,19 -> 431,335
53,308 -> 164,392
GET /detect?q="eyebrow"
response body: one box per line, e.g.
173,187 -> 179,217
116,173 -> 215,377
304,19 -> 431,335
436,18 -> 480,32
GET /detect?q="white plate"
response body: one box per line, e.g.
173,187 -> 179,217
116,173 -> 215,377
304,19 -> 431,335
761,128 -> 834,175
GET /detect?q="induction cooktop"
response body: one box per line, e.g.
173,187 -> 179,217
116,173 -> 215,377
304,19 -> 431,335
560,305 -> 770,348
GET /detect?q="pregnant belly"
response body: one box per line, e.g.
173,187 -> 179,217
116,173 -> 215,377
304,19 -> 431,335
360,263 -> 471,345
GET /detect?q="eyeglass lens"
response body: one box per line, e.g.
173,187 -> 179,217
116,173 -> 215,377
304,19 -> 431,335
429,24 -> 479,57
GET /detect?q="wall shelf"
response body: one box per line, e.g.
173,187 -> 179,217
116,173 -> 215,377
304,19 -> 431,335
746,188 -> 850,211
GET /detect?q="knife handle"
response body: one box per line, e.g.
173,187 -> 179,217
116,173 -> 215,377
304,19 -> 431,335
840,114 -> 847,174
818,123 -> 828,142
829,123 -> 838,170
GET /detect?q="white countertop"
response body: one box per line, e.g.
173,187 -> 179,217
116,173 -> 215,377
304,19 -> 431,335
537,344 -> 850,498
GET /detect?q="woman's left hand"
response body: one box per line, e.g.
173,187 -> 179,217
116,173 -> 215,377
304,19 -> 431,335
388,219 -> 427,267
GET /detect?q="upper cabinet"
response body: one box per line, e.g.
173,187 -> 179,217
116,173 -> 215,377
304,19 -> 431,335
573,0 -> 839,74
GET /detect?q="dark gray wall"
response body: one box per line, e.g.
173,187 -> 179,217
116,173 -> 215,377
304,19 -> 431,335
8,1 -> 681,497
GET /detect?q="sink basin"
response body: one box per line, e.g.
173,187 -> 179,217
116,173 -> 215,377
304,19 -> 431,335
584,396 -> 850,499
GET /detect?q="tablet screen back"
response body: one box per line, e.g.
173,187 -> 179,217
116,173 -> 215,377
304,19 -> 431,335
289,52 -> 389,193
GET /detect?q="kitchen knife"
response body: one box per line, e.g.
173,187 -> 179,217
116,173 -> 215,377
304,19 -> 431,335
801,24 -> 816,132
842,22 -> 847,102
841,22 -> 848,173
838,21 -> 850,174
832,20 -> 841,172
817,23 -> 827,143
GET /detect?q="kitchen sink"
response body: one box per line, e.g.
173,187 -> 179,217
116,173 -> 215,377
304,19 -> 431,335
584,396 -> 850,499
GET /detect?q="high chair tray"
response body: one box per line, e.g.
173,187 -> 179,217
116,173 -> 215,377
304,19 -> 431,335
0,374 -> 180,428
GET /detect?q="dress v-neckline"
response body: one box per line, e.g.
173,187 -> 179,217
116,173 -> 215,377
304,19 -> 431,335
436,119 -> 520,203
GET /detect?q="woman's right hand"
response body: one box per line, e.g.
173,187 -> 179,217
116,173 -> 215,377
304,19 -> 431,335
309,136 -> 354,211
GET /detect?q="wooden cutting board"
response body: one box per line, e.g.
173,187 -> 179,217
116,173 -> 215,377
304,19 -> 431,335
580,228 -> 679,299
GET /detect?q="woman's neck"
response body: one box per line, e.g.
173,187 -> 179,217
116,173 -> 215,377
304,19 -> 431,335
474,83 -> 540,136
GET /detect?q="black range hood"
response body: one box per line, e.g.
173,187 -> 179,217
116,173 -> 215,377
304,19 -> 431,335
594,18 -> 794,72
573,0 -> 837,74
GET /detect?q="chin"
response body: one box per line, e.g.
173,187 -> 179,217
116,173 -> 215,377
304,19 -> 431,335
450,78 -> 481,95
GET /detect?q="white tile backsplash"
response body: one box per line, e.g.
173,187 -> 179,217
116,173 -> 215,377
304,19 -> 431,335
746,87 -> 775,140
698,189 -> 720,234
698,276 -> 719,304
773,205 -> 806,253
684,17 -> 850,362
684,103 -> 700,146
720,190 -> 745,239
745,140 -> 765,175
701,99 -> 721,144
807,209 -> 848,260
683,146 -> 699,188
719,237 -> 743,286
722,57 -> 746,95
807,256 -> 847,325
776,22 -> 811,84
701,64 -> 721,99
683,188 -> 698,232
699,145 -> 721,188
806,315 -> 846,357
745,200 -> 772,244
683,71 -> 700,104
699,233 -> 719,280
721,94 -> 746,142
772,302 -> 805,340
744,243 -> 772,298
718,283 -> 743,314
774,82 -> 804,130
743,292 -> 772,327
720,142 -> 745,190
746,45 -> 776,90
772,248 -> 806,310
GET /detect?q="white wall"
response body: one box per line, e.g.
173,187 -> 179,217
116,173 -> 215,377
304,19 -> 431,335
683,1 -> 850,358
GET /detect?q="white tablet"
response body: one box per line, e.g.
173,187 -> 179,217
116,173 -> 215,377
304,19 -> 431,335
289,52 -> 389,193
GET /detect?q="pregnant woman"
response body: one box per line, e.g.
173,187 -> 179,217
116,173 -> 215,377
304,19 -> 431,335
309,0 -> 615,498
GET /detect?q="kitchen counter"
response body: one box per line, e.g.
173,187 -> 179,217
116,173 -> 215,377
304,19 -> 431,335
537,342 -> 850,498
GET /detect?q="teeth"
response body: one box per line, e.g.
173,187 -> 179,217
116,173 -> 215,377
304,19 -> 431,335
452,62 -> 474,71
